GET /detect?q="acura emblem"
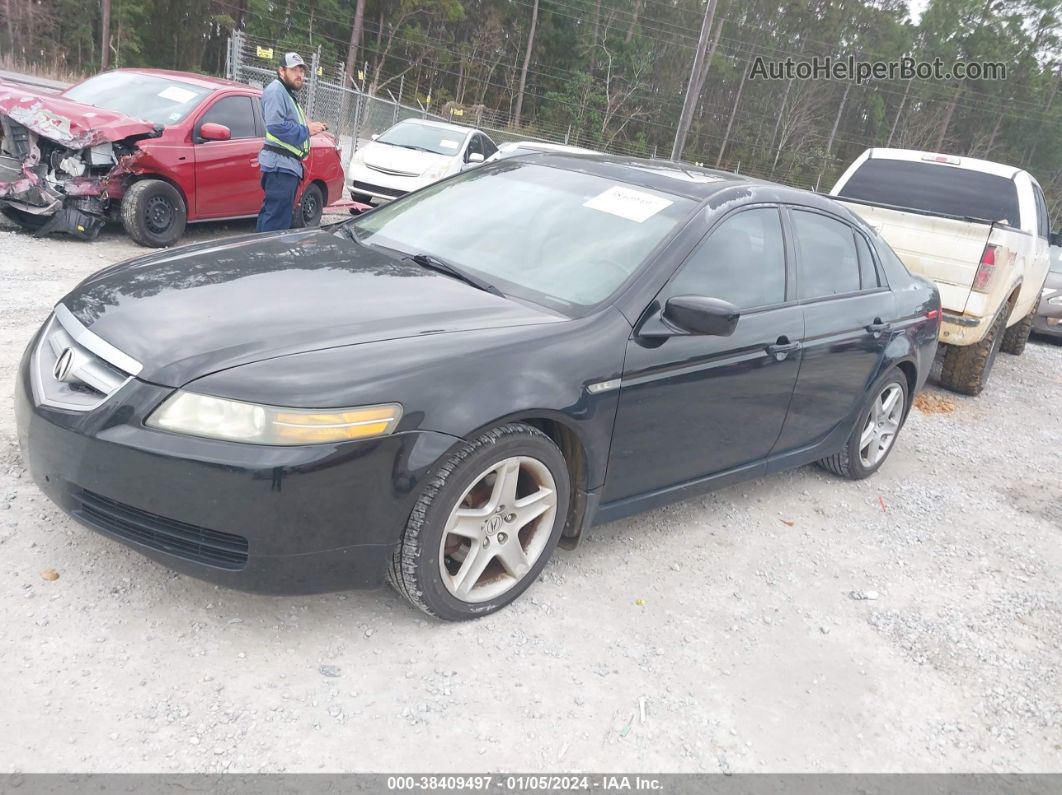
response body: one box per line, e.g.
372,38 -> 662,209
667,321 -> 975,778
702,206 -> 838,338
485,515 -> 502,535
53,348 -> 75,382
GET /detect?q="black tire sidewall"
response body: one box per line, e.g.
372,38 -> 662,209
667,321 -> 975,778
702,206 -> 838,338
123,180 -> 186,247
294,183 -> 324,228
410,431 -> 570,621
846,370 -> 910,479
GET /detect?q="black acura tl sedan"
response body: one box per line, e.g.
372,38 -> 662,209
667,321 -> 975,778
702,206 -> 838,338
15,154 -> 940,620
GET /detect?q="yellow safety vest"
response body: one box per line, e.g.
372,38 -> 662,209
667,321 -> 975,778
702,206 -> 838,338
264,90 -> 310,160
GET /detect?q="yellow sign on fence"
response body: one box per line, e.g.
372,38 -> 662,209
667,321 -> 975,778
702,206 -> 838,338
452,108 -> 464,116
256,46 -> 274,59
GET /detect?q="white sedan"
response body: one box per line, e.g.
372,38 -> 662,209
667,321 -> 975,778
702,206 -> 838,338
348,119 -> 497,203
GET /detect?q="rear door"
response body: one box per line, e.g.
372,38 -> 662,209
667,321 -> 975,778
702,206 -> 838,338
771,207 -> 895,455
191,93 -> 264,218
603,206 -> 803,503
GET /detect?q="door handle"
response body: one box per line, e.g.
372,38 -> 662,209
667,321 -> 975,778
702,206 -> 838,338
766,337 -> 801,360
866,318 -> 892,336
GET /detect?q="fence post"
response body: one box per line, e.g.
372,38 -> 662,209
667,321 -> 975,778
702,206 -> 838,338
352,92 -> 364,155
229,29 -> 244,82
306,46 -> 321,118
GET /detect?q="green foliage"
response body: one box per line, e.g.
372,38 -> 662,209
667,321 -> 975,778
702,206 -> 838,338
1,0 -> 1059,219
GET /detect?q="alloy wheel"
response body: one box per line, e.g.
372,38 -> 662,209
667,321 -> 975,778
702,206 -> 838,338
858,383 -> 904,468
438,455 -> 558,603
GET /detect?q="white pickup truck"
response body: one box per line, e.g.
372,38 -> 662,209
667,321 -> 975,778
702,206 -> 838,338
830,148 -> 1052,395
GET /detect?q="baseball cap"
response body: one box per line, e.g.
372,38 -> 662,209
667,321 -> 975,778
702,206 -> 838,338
279,52 -> 306,69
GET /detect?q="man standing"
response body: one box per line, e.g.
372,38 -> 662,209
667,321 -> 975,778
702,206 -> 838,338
256,52 -> 328,232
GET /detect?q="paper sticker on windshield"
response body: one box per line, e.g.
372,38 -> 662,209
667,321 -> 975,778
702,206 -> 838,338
583,186 -> 672,223
439,140 -> 459,149
158,86 -> 198,104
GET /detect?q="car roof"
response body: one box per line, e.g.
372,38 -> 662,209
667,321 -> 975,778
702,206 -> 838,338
517,152 -> 827,206
109,68 -> 252,92
392,118 -> 477,135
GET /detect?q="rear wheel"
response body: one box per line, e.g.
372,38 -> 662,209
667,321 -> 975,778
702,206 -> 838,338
938,308 -> 1007,396
292,183 -> 324,228
1000,309 -> 1034,356
120,179 -> 186,247
390,423 -> 570,620
819,370 -> 908,480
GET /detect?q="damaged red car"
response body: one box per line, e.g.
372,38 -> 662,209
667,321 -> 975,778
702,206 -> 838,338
0,68 -> 344,246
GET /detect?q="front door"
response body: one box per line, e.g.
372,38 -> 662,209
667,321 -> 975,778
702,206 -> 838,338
192,94 -> 265,218
603,206 -> 803,504
770,207 -> 896,454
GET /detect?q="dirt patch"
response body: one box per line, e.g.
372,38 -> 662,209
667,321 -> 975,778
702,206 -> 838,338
914,392 -> 957,415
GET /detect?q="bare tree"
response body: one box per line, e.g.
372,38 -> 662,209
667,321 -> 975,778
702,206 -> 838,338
100,0 -> 111,69
513,0 -> 538,128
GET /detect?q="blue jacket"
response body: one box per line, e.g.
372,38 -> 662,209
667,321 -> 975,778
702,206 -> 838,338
259,79 -> 309,178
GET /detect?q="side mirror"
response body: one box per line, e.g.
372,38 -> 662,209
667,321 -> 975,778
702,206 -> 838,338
199,122 -> 231,141
640,295 -> 740,338
467,152 -> 485,164
370,133 -> 379,141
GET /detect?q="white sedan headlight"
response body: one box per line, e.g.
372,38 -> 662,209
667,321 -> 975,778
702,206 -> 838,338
421,161 -> 453,181
1049,294 -> 1062,306
147,391 -> 402,445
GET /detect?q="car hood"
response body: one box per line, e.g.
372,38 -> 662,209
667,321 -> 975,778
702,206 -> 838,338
61,228 -> 564,387
361,142 -> 454,176
0,84 -> 159,148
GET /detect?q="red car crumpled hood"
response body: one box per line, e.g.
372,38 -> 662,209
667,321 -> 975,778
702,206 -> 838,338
0,83 -> 157,148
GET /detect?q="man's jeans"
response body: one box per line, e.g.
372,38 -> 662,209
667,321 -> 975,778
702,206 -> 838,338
256,170 -> 300,232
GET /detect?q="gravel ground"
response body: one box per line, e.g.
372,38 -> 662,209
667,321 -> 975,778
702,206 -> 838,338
0,216 -> 1060,773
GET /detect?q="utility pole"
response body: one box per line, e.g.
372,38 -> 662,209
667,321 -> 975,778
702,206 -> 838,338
671,0 -> 719,161
100,0 -> 111,70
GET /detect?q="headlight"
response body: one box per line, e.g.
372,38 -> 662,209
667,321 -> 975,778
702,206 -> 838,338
421,162 -> 452,181
146,391 -> 402,445
1049,294 -> 1062,306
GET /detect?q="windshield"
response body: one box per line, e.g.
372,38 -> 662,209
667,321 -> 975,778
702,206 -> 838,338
376,122 -> 467,156
348,162 -> 695,311
837,158 -> 1020,227
63,72 -> 211,126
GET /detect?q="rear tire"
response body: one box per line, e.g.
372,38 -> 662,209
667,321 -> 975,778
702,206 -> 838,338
819,369 -> 909,480
292,183 -> 324,228
389,423 -> 570,621
120,179 -> 186,247
1000,309 -> 1034,356
938,308 -> 1007,396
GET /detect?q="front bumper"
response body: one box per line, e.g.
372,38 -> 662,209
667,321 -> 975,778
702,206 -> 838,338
347,163 -> 431,201
1032,314 -> 1062,337
15,344 -> 459,594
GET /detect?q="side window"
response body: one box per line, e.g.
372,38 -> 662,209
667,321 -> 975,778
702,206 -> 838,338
792,210 -> 861,300
670,207 -> 787,310
481,136 -> 498,158
197,95 -> 257,140
1033,186 -> 1050,240
855,233 -> 879,289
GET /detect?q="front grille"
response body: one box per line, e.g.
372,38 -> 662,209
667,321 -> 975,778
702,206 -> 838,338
352,179 -> 406,199
31,306 -> 140,412
366,163 -> 420,178
74,490 -> 249,570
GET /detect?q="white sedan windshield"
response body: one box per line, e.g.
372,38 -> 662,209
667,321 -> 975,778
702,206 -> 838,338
376,122 -> 467,156
349,162 -> 694,310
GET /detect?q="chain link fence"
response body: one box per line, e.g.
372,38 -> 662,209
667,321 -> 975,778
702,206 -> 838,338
225,30 -> 647,170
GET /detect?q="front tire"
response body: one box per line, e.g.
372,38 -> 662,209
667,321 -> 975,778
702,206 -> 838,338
390,423 -> 571,621
938,307 -> 1007,396
292,183 -> 324,228
1000,309 -> 1034,356
818,370 -> 909,480
120,179 -> 186,247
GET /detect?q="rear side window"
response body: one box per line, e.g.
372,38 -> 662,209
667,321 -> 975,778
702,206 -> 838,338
855,233 -> 879,289
792,210 -> 861,300
670,207 -> 786,310
198,95 -> 257,140
837,158 -> 1020,228
1033,185 -> 1050,240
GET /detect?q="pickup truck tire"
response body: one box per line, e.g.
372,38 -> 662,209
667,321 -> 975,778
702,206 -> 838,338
121,179 -> 187,248
818,369 -> 908,480
1000,310 -> 1035,356
938,308 -> 1007,396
